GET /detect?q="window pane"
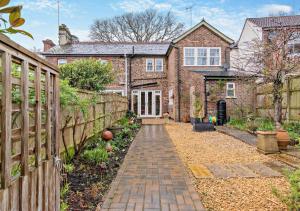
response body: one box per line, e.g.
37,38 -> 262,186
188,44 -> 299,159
197,48 -> 207,65
141,92 -> 145,115
133,95 -> 138,114
185,57 -> 195,65
227,84 -> 234,89
148,92 -> 152,115
210,49 -> 220,57
146,59 -> 154,71
156,59 -> 163,71
185,48 -> 194,57
210,57 -> 220,65
155,95 -> 160,116
227,90 -> 234,97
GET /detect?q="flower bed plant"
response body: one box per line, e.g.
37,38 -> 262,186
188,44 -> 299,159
228,118 -> 300,143
60,114 -> 141,210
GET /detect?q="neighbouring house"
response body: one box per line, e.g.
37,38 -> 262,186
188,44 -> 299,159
42,21 -> 255,122
231,15 -> 300,72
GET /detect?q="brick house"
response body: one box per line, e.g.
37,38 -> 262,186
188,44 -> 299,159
42,21 -> 255,122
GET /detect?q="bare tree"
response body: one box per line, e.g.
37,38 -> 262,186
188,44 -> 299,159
232,25 -> 300,128
89,9 -> 184,42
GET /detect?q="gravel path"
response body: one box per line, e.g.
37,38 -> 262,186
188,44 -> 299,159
165,122 -> 290,211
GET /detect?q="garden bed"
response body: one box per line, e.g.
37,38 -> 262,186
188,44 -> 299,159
60,116 -> 141,210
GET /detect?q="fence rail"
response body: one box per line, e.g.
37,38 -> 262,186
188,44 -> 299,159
0,34 -> 60,210
256,74 -> 300,121
60,90 -> 128,152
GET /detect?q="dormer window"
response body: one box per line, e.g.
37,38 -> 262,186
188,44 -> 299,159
184,47 -> 221,66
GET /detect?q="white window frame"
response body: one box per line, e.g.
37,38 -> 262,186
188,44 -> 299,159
146,58 -> 154,72
99,59 -> 108,64
288,32 -> 300,56
155,58 -> 164,72
57,59 -> 67,65
183,47 -> 221,67
168,89 -> 174,106
226,82 -> 236,98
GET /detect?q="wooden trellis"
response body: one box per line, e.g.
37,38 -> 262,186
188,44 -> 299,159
0,34 -> 61,210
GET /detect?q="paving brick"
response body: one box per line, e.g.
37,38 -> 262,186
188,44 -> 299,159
100,125 -> 205,211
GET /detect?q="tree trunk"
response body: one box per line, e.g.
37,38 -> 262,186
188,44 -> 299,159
273,81 -> 283,129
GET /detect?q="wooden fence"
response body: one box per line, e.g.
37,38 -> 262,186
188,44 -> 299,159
60,90 -> 128,153
0,34 -> 61,210
256,74 -> 300,121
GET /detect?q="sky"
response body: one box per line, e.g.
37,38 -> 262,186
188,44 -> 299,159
8,0 -> 300,51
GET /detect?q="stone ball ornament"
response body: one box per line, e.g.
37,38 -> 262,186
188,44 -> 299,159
102,130 -> 113,141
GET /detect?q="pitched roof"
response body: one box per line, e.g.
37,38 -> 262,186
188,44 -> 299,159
247,15 -> 300,28
42,42 -> 170,56
172,19 -> 234,44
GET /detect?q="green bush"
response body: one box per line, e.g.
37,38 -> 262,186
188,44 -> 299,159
81,147 -> 109,164
60,58 -> 114,92
283,122 -> 300,141
273,169 -> 300,210
63,163 -> 75,173
255,118 -> 275,131
228,118 -> 247,130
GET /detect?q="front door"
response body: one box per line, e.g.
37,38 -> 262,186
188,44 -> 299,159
132,90 -> 162,117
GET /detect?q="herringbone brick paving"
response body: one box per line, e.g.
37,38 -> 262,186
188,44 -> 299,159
100,125 -> 205,211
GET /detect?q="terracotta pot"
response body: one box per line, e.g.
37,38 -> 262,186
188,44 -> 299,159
102,130 -> 113,141
256,131 -> 279,154
276,129 -> 290,150
182,114 -> 190,123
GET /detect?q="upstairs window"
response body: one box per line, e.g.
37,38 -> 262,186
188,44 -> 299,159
58,59 -> 67,65
226,82 -> 236,98
184,47 -> 221,66
288,32 -> 300,56
210,48 -> 220,65
197,48 -> 207,65
155,58 -> 163,72
146,59 -> 154,72
146,58 -> 164,72
184,48 -> 195,65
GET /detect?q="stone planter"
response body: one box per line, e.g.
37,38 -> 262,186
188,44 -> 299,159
256,131 -> 279,154
276,129 -> 290,150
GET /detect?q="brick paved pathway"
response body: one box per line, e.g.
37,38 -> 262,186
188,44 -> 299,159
101,125 -> 205,211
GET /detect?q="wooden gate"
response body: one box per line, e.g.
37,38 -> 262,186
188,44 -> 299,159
0,34 -> 61,210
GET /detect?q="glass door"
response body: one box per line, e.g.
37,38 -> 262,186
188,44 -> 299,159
131,90 -> 161,117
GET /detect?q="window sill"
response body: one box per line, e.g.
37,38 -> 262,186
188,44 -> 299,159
226,96 -> 237,99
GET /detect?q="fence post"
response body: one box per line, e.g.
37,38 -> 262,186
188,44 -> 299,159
45,71 -> 52,159
286,77 -> 291,122
35,65 -> 42,167
1,52 -> 12,189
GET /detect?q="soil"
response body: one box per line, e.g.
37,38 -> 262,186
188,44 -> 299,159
62,127 -> 140,210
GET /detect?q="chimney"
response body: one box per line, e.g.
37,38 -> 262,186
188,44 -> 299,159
59,24 -> 73,45
42,39 -> 56,52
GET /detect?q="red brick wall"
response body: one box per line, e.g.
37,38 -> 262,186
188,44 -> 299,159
206,79 -> 255,118
169,25 -> 232,121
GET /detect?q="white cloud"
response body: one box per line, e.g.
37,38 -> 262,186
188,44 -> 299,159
115,0 -> 171,12
71,29 -> 90,41
258,4 -> 293,16
16,0 -> 77,17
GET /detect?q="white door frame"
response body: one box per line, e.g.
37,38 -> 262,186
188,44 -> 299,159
131,90 -> 162,118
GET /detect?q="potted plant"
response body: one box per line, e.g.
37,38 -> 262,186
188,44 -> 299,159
276,129 -> 290,150
256,121 -> 279,154
193,98 -> 204,124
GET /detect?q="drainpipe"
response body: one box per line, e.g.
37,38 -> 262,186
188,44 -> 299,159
124,54 -> 128,97
204,77 -> 208,119
171,43 -> 181,122
127,46 -> 135,110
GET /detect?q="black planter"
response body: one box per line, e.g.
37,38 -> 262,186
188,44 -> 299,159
193,122 -> 215,132
190,117 -> 202,125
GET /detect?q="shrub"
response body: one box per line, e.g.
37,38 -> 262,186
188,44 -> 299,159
60,183 -> 70,198
228,118 -> 247,130
273,169 -> 300,210
283,122 -> 300,141
255,118 -> 275,131
60,59 -> 114,92
81,147 -> 109,164
63,163 -> 75,173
